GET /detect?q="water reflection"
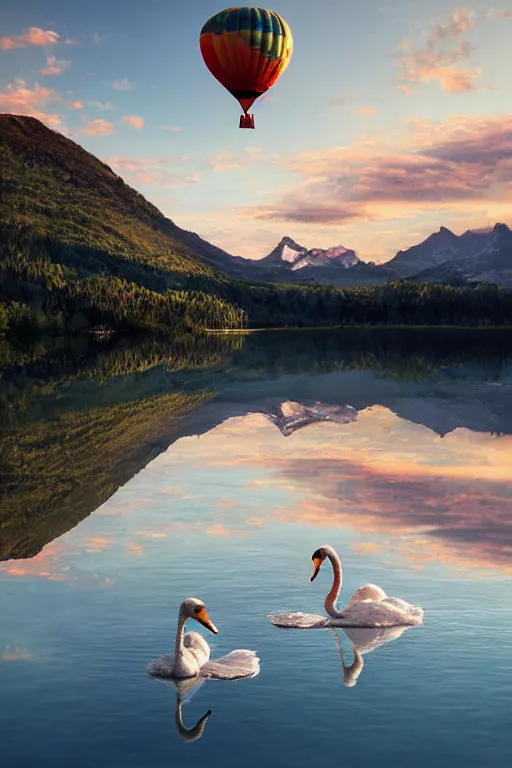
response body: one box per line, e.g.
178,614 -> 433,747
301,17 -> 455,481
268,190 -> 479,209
3,328 -> 512,564
333,627 -> 409,687
1,330 -> 512,767
267,401 -> 357,437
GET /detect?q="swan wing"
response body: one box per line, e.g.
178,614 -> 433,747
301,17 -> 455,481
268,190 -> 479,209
201,650 -> 260,680
147,653 -> 175,678
335,599 -> 424,628
268,611 -> 330,628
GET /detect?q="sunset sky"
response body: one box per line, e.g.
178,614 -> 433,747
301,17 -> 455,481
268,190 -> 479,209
2,0 -> 512,261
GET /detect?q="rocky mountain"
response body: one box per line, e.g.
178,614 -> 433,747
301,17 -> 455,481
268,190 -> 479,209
395,223 -> 512,286
260,236 -> 361,271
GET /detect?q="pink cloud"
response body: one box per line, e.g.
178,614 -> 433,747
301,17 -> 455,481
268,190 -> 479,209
112,77 -> 132,91
106,154 -> 200,187
122,115 -> 144,129
159,124 -> 182,132
241,114 -> 512,225
356,106 -> 380,116
397,8 -> 482,93
68,99 -> 83,109
83,118 -> 115,135
0,27 -> 59,51
39,55 -> 71,76
0,79 -> 62,128
487,8 -> 512,19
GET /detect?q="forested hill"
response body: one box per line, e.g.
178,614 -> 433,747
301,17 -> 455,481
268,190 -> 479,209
2,113 -> 512,335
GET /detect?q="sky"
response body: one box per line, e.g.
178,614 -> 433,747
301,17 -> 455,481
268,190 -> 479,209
2,0 -> 512,262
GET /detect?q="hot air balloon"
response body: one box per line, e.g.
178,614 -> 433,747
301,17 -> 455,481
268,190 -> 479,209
199,7 -> 293,129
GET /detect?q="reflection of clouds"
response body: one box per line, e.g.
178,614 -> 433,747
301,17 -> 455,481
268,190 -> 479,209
162,408 -> 512,574
3,541 -> 69,581
1,646 -> 34,662
125,542 -> 144,557
83,537 -> 113,553
214,500 -> 239,510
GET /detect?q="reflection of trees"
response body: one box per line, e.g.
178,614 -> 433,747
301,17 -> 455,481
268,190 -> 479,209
0,333 -> 247,561
234,327 -> 512,381
2,325 -> 512,562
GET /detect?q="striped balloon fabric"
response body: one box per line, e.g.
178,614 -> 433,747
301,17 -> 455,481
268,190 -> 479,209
200,7 -> 293,127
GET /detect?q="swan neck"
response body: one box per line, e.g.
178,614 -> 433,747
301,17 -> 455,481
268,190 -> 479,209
324,548 -> 343,617
175,609 -> 187,657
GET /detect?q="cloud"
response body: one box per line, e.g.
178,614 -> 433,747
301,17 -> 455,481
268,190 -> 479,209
68,99 -> 83,109
122,115 -> 144,129
397,7 -> 482,93
240,113 -> 512,225
83,118 -> 115,135
356,106 -> 380,116
0,27 -> 59,51
39,55 -> 71,76
158,124 -> 182,132
86,100 -> 115,111
106,155 -> 200,187
112,77 -> 132,91
0,79 -> 62,128
487,8 -> 512,18
209,148 -> 268,172
210,152 -> 241,171
329,93 -> 356,107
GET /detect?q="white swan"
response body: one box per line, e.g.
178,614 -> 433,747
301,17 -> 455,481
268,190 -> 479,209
147,597 -> 260,680
269,544 -> 424,628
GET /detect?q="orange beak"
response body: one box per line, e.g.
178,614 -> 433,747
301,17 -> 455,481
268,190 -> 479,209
311,557 -> 323,582
196,607 -> 218,634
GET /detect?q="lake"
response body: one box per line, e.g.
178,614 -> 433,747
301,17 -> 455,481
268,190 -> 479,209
1,328 -> 511,768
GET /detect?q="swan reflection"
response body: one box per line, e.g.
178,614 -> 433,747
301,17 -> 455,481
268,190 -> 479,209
173,677 -> 212,742
332,626 -> 409,687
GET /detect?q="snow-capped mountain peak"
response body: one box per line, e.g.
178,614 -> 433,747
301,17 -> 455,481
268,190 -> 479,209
261,237 -> 361,271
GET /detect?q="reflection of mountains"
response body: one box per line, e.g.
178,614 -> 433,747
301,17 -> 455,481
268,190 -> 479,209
267,401 -> 357,436
2,327 -> 512,561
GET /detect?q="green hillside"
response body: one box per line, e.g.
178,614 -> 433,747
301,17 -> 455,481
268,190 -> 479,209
3,113 -> 512,333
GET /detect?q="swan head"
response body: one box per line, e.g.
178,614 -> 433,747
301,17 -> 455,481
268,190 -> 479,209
311,546 -> 328,581
181,597 -> 218,635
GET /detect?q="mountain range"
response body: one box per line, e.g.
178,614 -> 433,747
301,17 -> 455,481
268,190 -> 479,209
228,225 -> 512,287
1,113 -> 512,337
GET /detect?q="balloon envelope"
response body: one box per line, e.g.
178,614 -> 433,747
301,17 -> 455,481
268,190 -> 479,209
199,7 -> 293,115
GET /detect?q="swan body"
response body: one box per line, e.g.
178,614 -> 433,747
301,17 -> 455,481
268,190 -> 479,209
147,597 -> 260,680
269,545 -> 424,628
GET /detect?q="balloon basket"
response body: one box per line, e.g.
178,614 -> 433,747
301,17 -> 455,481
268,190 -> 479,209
239,113 -> 255,129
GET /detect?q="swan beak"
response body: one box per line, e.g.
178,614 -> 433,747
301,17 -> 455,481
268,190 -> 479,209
311,557 -> 323,582
196,607 -> 218,635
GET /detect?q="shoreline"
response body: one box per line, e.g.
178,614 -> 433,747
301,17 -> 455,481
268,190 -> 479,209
205,324 -> 512,334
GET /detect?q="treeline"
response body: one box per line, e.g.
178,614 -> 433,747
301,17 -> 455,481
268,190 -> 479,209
225,279 -> 512,328
4,223 -> 512,335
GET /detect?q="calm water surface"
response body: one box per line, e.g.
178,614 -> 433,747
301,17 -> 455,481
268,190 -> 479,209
1,330 -> 511,767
